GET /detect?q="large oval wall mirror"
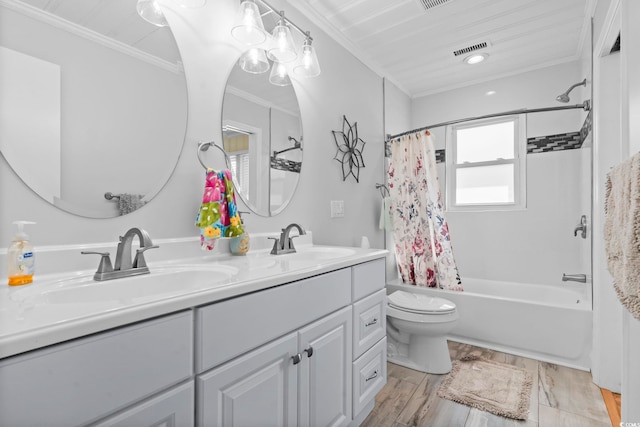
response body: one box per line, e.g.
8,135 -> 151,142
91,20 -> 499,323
0,0 -> 188,218
221,54 -> 303,217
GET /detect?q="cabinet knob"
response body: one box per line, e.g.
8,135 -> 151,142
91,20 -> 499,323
291,353 -> 302,365
304,346 -> 314,358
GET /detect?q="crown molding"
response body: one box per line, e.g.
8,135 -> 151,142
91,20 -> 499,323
0,0 -> 182,74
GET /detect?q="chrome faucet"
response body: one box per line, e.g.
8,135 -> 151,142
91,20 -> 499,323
270,223 -> 306,255
562,273 -> 587,283
574,215 -> 587,239
82,227 -> 159,281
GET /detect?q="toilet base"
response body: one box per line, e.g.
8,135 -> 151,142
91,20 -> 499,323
387,335 -> 452,374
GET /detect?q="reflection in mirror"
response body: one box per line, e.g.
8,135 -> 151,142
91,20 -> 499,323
0,0 -> 188,218
222,55 -> 302,217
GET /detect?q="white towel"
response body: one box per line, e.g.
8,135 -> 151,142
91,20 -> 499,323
604,151 -> 640,320
378,197 -> 393,230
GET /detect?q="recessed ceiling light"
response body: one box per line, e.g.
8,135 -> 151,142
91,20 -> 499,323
464,53 -> 488,65
485,90 -> 496,96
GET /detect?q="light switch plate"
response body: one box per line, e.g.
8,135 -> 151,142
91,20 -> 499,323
330,200 -> 344,218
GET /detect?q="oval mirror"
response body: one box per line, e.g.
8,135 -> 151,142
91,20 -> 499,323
0,0 -> 188,218
221,54 -> 302,217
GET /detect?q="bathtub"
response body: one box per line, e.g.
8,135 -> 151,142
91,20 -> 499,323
386,278 -> 593,370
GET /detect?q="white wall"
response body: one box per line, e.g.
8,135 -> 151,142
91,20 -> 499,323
620,0 -> 640,421
0,0 -> 386,268
410,62 -> 591,286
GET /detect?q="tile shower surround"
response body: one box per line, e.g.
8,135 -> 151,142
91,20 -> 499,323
389,109 -> 593,163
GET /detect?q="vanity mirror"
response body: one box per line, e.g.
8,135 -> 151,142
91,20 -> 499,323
221,55 -> 303,217
0,0 -> 188,218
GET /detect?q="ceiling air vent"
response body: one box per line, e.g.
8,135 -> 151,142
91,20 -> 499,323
453,41 -> 490,57
417,0 -> 452,11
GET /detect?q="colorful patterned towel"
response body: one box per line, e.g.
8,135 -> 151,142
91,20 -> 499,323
196,169 -> 244,250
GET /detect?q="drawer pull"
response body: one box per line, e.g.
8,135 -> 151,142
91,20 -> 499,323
292,353 -> 302,365
304,346 -> 314,358
365,370 -> 378,382
365,318 -> 378,327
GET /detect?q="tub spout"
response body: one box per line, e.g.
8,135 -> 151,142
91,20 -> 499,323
562,273 -> 587,283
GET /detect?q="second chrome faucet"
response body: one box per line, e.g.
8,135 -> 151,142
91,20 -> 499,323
270,223 -> 306,255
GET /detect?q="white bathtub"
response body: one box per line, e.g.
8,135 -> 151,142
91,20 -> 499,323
386,277 -> 593,370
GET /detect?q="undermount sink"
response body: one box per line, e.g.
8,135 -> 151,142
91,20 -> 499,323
11,265 -> 239,305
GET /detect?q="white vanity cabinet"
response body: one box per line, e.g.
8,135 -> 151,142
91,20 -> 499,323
0,311 -> 193,427
0,254 -> 387,427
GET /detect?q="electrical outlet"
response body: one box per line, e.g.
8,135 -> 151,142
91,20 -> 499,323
330,200 -> 344,218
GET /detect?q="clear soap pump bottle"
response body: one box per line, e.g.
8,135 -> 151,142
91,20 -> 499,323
7,221 -> 36,286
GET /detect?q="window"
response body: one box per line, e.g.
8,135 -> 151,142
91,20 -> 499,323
445,115 -> 526,210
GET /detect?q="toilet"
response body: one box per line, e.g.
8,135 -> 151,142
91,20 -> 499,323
386,290 -> 459,374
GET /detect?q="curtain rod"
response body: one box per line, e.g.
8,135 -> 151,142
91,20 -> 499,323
386,100 -> 591,141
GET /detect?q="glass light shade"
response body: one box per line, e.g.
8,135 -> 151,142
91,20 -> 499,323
293,40 -> 320,77
136,0 -> 168,27
239,48 -> 270,74
267,23 -> 297,63
231,1 -> 267,46
269,62 -> 291,86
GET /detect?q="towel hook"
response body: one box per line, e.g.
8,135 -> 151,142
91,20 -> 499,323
197,141 -> 231,170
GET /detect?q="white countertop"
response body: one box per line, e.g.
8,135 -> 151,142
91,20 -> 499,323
0,244 -> 387,359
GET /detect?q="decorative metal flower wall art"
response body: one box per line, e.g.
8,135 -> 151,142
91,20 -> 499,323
332,115 -> 366,183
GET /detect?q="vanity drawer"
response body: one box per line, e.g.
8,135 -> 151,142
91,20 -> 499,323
196,268 -> 351,373
352,289 -> 386,359
0,311 -> 193,427
353,337 -> 387,417
352,258 -> 386,301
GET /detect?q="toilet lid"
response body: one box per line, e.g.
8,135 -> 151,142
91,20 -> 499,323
387,290 -> 456,314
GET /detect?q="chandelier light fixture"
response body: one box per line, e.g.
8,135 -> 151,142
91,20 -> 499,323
230,0 -> 321,83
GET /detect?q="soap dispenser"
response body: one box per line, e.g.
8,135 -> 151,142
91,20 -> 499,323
7,221 -> 36,286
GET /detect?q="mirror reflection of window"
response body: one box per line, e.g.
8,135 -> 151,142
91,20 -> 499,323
223,130 -> 250,200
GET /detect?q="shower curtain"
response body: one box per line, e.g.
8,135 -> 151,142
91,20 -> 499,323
388,131 -> 463,291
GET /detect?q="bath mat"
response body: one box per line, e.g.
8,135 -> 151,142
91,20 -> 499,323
437,356 -> 533,420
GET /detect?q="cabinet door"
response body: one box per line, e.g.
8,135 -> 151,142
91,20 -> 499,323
93,381 -> 194,427
197,333 -> 298,427
298,307 -> 353,427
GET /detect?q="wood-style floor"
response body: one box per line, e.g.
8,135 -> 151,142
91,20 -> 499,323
362,341 -> 611,427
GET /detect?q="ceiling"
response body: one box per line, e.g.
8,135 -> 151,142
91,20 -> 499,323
289,0 -> 594,98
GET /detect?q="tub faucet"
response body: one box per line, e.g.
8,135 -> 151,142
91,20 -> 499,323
82,227 -> 158,281
562,273 -> 587,283
574,215 -> 587,239
270,223 -> 306,255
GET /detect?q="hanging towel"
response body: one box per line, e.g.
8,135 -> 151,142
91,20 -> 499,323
378,196 -> 393,230
195,169 -> 244,250
604,151 -> 640,321
118,194 -> 146,215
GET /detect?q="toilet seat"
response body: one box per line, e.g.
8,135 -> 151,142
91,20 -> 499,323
387,290 -> 456,315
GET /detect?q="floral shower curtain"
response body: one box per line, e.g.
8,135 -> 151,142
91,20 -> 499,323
388,131 -> 463,291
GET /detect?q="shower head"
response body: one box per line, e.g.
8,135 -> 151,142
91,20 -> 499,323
556,78 -> 587,103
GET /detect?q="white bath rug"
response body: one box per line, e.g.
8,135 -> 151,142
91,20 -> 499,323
437,355 -> 533,420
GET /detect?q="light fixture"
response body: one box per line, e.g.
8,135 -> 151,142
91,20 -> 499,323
136,0 -> 168,27
231,0 -> 267,46
464,53 -> 488,65
269,61 -> 291,86
239,47 -> 270,74
485,90 -> 496,96
293,33 -> 321,77
267,11 -> 297,63
230,0 -> 321,80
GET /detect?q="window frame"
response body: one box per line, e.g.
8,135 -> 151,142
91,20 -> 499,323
445,114 -> 527,211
